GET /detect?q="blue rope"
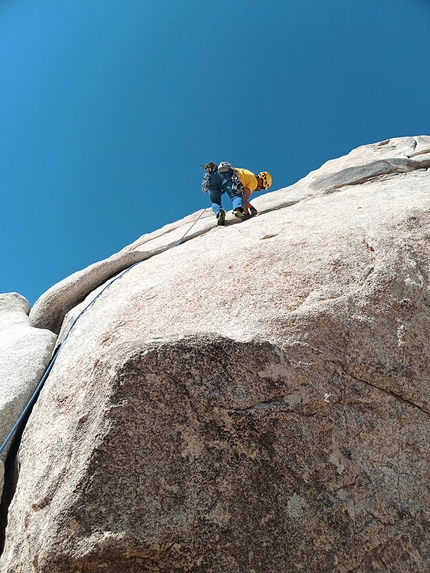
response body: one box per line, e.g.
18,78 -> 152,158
0,203 -> 210,455
0,347 -> 60,455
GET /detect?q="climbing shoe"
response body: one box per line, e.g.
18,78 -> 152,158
233,210 -> 247,220
249,205 -> 258,217
217,210 -> 226,226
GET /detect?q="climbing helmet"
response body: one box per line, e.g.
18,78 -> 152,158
218,162 -> 232,173
258,171 -> 272,190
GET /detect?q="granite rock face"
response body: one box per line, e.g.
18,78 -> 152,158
1,137 -> 430,572
0,294 -> 57,495
29,135 -> 430,336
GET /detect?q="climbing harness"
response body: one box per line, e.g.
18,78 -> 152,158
201,162 -> 244,196
0,203 -> 211,456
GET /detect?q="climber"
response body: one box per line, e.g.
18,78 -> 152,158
233,167 -> 272,217
201,162 -> 246,226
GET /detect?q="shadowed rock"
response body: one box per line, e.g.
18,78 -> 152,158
0,294 -> 57,494
310,157 -> 430,192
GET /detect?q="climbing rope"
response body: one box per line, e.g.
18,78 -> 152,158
0,203 -> 211,456
172,203 -> 210,247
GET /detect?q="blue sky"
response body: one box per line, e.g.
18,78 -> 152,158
1,0 -> 430,305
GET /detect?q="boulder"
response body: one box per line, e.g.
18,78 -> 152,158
0,294 -> 57,496
1,137 -> 430,572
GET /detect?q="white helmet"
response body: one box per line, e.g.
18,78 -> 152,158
218,162 -> 232,173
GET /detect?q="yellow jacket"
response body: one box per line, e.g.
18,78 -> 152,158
234,168 -> 258,194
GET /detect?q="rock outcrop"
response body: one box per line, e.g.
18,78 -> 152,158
1,136 -> 430,572
0,294 -> 57,494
